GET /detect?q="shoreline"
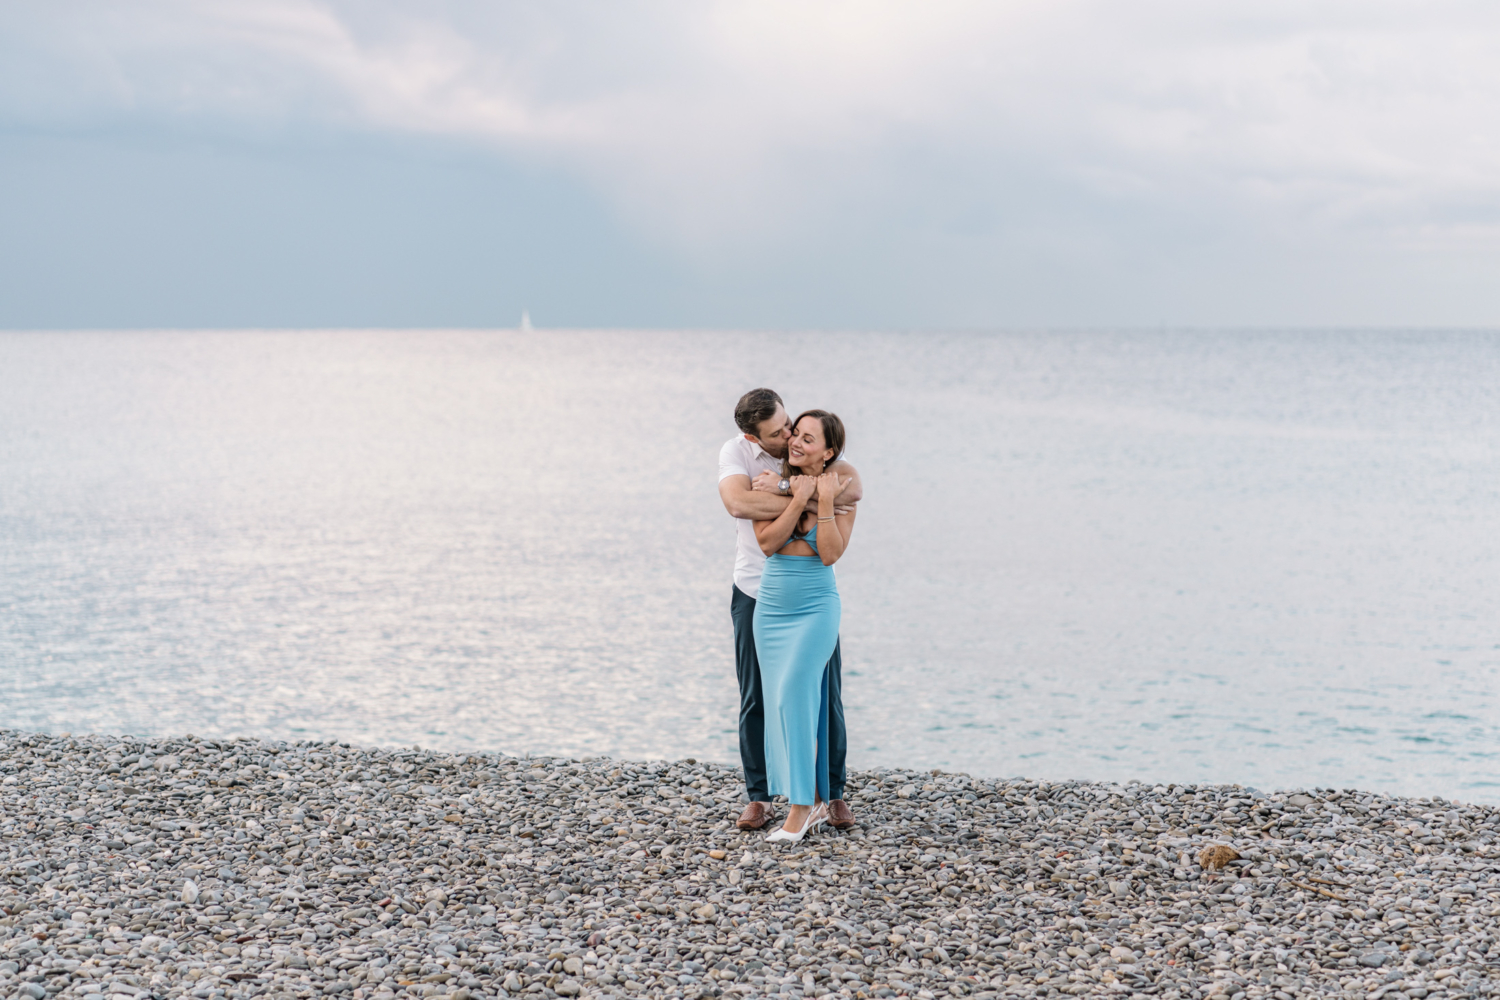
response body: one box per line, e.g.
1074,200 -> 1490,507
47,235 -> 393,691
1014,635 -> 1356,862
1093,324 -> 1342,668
3,729 -> 1498,1000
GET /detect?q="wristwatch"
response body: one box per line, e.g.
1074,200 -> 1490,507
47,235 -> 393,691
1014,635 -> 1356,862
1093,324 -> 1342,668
778,478 -> 790,495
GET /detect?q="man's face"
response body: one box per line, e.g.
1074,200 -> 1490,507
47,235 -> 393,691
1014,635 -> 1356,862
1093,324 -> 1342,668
750,403 -> 793,459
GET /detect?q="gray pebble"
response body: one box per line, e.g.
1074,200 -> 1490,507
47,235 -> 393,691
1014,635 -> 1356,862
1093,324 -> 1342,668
3,728 -> 1500,1000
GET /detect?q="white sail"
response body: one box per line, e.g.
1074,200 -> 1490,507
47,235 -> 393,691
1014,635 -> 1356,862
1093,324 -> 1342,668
520,310 -> 533,332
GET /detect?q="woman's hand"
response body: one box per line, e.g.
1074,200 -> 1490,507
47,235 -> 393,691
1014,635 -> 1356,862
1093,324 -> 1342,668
816,471 -> 846,501
790,475 -> 818,501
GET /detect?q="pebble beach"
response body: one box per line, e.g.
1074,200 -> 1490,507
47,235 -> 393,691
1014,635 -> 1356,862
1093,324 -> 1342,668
4,730 -> 1499,1000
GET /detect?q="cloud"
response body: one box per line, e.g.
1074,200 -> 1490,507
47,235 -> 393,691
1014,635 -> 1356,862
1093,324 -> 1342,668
3,1 -> 1500,324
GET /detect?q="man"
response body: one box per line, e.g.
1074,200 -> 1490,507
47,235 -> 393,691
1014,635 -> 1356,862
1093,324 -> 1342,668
717,387 -> 863,831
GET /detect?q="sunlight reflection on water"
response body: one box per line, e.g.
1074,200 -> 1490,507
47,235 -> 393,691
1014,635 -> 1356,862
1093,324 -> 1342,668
2,330 -> 1497,799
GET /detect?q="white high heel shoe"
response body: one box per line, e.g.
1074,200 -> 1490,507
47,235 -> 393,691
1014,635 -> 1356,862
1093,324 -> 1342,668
765,808 -> 819,844
806,802 -> 830,834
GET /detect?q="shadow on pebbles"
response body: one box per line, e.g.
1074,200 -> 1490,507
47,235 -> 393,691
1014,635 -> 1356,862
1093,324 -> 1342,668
4,730 -> 1500,1000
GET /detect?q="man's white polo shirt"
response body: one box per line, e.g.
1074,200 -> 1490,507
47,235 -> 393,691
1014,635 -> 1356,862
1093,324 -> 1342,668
718,435 -> 782,599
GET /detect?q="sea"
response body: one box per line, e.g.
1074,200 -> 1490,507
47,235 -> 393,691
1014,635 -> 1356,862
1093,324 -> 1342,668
2,329 -> 1497,801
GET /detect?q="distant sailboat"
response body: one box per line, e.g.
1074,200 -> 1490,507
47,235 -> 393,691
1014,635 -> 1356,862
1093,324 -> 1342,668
520,310 -> 533,333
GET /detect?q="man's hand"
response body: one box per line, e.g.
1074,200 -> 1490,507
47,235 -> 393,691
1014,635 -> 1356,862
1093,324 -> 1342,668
751,470 -> 784,494
805,498 -> 857,515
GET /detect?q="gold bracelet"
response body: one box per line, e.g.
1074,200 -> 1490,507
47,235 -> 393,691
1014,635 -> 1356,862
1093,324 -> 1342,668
817,516 -> 835,521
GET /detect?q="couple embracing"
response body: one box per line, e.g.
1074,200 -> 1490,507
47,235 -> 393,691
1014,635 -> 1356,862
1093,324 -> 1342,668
717,388 -> 863,844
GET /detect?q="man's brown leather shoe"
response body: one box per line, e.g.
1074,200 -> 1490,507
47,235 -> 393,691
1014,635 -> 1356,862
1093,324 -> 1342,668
736,801 -> 777,831
828,799 -> 856,829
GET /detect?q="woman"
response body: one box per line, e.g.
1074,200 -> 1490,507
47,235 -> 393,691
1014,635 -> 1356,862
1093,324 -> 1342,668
752,410 -> 857,843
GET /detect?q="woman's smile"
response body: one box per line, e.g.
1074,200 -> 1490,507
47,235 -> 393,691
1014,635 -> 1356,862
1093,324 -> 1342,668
787,415 -> 832,469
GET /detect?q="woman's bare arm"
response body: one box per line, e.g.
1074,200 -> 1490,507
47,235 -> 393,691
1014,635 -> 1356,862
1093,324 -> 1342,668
813,471 -> 856,565
754,476 -> 817,555
820,508 -> 857,566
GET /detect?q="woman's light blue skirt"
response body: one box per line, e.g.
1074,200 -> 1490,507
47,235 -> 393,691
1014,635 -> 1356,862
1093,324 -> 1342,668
753,552 -> 841,806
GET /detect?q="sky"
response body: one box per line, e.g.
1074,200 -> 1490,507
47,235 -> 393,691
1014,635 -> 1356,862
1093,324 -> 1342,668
3,1 -> 1500,330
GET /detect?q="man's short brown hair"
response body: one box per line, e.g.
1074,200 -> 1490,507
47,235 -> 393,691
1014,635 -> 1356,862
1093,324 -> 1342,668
734,388 -> 784,436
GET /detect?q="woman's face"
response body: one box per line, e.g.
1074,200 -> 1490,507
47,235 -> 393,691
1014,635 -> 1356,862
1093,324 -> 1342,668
787,416 -> 834,469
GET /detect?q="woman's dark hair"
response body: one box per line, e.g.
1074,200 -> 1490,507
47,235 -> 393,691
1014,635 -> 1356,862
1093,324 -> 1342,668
782,409 -> 845,475
734,388 -> 784,435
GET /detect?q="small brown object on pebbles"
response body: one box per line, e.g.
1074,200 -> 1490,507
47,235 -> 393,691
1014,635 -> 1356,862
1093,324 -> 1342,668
708,849 -> 727,860
1198,844 -> 1240,870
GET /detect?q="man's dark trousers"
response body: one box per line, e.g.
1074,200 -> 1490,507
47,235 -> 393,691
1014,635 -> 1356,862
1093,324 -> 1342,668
731,584 -> 847,803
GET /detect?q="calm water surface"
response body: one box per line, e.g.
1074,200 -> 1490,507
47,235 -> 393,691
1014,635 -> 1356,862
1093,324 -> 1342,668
2,330 -> 1497,800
